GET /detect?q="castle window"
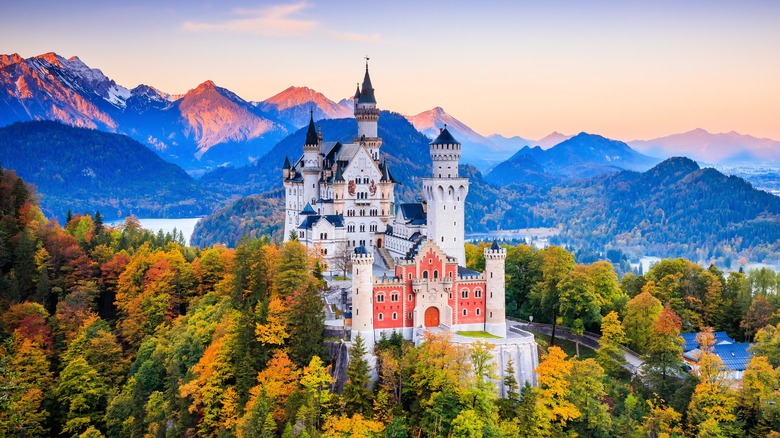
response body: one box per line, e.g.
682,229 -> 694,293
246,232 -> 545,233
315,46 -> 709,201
299,231 -> 304,238
360,224 -> 365,232
378,313 -> 383,321
490,292 -> 493,298
391,293 -> 399,302
490,312 -> 493,318
408,312 -> 413,319
433,270 -> 438,279
490,272 -> 493,278
462,309 -> 468,316
370,224 -> 377,232
376,293 -> 385,303
476,308 -> 481,316
422,271 -> 428,279
441,237 -> 444,242
449,293 -> 452,300
408,273 -> 412,280
461,290 -> 468,299
392,312 -> 398,320
408,294 -> 413,301
475,290 -> 482,298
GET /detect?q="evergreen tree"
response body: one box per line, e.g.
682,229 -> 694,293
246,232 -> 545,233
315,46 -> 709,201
343,333 -> 373,416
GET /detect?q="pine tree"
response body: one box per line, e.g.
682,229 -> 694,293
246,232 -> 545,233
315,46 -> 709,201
343,333 -> 373,416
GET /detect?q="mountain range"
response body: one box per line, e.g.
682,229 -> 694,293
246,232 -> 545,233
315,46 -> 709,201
486,133 -> 660,186
629,128 -> 780,164
0,121 -> 220,219
3,51 -> 780,176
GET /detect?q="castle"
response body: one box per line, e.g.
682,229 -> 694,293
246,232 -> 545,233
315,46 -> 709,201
284,62 -> 537,389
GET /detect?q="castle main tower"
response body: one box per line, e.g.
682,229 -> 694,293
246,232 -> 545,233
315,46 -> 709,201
301,112 -> 321,207
484,240 -> 507,337
354,60 -> 382,161
423,126 -> 469,265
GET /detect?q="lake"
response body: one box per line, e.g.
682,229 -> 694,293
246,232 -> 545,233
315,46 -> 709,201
107,217 -> 202,245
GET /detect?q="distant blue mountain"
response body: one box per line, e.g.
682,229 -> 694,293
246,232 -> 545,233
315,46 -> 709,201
486,132 -> 659,186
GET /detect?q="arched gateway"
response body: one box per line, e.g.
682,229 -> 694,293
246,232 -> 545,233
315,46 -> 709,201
424,307 -> 440,327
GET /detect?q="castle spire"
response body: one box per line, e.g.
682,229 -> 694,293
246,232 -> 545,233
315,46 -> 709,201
305,109 -> 318,145
359,58 -> 376,104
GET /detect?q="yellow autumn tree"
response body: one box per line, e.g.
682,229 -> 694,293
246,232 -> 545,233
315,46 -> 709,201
533,346 -> 580,437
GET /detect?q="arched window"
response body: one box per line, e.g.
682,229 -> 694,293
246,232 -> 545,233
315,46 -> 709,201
462,309 -> 468,316
422,271 -> 428,279
476,308 -> 481,316
392,312 -> 398,320
433,270 -> 438,279
391,292 -> 399,302
376,293 -> 385,303
475,289 -> 482,298
461,290 -> 468,299
378,313 -> 383,321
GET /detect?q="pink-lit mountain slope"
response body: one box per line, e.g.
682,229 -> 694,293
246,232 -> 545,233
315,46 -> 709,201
406,107 -> 532,172
258,86 -> 353,128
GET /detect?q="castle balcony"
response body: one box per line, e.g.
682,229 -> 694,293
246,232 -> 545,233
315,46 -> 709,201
354,199 -> 372,206
440,277 -> 453,292
412,278 -> 425,294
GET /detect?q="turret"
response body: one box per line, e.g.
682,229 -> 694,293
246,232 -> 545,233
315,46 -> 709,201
484,240 -> 507,337
351,246 -> 375,348
302,111 -> 321,206
423,126 -> 469,265
354,60 -> 382,160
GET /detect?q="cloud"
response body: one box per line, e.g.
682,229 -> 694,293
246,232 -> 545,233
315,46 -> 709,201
182,2 -> 317,37
328,31 -> 385,44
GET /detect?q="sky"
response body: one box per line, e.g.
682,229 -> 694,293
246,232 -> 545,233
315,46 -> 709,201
2,0 -> 779,140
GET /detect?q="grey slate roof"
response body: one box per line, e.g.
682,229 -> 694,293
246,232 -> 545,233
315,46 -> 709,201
297,214 -> 345,230
431,126 -> 460,145
399,203 -> 427,225
458,266 -> 481,277
490,240 -> 501,250
301,204 -> 317,215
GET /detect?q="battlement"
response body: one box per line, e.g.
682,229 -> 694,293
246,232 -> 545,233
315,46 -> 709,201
484,248 -> 507,260
351,253 -> 375,264
374,277 -> 406,286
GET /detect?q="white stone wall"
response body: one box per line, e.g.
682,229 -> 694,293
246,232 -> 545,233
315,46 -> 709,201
484,246 -> 507,337
423,178 -> 469,266
351,252 -> 375,347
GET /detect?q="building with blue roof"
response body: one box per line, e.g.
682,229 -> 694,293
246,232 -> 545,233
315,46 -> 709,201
681,332 -> 753,381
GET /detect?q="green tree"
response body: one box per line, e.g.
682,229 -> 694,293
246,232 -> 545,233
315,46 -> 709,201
623,286 -> 663,354
568,358 -> 612,437
559,264 -> 601,355
597,311 -> 629,377
343,333 -> 373,416
56,356 -> 110,435
529,246 -> 575,346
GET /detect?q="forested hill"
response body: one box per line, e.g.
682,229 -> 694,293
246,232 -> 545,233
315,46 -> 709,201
548,157 -> 780,263
200,111 -> 432,202
0,121 -> 220,220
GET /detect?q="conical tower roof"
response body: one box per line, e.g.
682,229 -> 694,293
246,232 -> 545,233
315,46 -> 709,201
431,125 -> 460,145
305,110 -> 318,145
358,62 -> 376,104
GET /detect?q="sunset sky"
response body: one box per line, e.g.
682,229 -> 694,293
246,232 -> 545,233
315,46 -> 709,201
2,0 -> 779,140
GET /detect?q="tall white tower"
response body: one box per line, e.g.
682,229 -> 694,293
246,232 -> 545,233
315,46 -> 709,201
301,112 -> 321,207
423,126 -> 469,265
351,247 -> 375,348
484,240 -> 507,337
354,60 -> 382,161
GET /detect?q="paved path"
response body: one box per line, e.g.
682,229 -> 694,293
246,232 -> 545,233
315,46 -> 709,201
507,319 -> 643,373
